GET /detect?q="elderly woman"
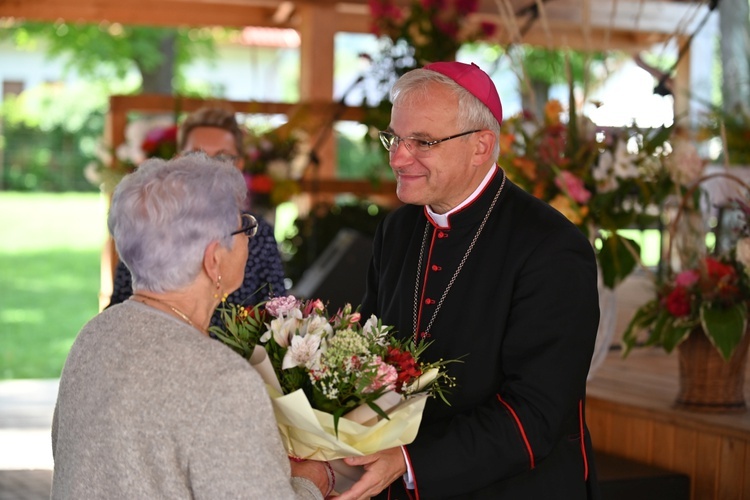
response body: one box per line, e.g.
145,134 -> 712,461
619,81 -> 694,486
51,155 -> 329,499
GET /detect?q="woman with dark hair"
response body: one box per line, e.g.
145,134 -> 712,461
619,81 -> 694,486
107,106 -> 287,320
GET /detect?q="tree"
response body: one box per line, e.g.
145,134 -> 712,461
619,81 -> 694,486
2,21 -> 219,94
511,46 -> 609,120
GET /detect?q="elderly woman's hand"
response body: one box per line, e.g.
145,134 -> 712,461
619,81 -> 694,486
290,458 -> 336,498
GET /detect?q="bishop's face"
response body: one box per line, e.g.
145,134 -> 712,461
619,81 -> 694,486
387,82 -> 487,215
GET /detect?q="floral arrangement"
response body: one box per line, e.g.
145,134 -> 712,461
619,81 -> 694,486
497,97 -> 686,288
85,116 -> 178,193
244,127 -> 307,208
622,187 -> 750,361
363,0 -> 497,131
369,0 -> 496,69
209,295 -> 457,459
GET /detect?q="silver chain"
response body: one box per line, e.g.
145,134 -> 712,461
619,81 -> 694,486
412,172 -> 506,343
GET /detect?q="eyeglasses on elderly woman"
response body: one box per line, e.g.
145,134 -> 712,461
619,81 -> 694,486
230,214 -> 258,238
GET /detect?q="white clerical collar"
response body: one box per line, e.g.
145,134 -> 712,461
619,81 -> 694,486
427,165 -> 497,228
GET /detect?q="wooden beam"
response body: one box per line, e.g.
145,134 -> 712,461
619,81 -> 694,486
0,0 -> 713,53
0,0 -> 281,28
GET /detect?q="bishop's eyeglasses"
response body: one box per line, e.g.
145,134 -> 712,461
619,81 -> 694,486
378,129 -> 480,155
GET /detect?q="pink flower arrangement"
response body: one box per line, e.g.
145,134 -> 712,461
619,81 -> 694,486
368,0 -> 496,77
498,98 -> 676,288
623,198 -> 750,360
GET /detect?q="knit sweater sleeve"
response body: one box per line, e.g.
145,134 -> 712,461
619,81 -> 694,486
188,365 -> 322,500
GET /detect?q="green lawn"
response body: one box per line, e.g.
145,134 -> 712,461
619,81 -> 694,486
0,192 -> 107,379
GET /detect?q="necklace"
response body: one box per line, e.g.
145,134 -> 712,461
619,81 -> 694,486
132,293 -> 195,327
412,172 -> 506,344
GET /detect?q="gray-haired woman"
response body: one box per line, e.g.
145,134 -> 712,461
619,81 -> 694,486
51,154 -> 329,499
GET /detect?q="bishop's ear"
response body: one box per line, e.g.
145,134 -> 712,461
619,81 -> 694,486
473,129 -> 497,164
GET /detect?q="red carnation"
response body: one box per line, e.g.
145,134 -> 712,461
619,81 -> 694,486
704,257 -> 736,282
386,347 -> 422,387
665,287 -> 691,317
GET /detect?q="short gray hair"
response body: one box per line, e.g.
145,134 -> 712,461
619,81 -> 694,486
108,153 -> 247,293
392,68 -> 500,157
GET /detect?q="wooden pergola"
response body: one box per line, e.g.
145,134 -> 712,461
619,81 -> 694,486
1,0 -> 712,123
0,0 -> 713,303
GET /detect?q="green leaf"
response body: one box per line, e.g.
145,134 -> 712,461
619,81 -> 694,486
659,321 -> 692,353
598,234 -> 640,289
700,303 -> 748,361
367,400 -> 391,422
621,300 -> 658,355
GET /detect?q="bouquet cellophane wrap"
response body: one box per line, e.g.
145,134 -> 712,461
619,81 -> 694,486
249,345 -> 436,461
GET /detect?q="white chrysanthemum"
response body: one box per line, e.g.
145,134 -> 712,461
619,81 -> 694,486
282,334 -> 323,370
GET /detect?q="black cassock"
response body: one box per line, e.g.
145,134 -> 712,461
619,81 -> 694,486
361,168 -> 601,499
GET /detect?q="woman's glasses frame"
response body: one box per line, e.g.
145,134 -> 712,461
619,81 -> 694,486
230,214 -> 258,238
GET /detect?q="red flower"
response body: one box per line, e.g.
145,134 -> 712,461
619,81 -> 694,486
665,286 -> 691,317
479,21 -> 497,38
250,174 -> 274,194
141,125 -> 178,158
454,0 -> 479,15
385,347 -> 422,387
704,257 -> 736,282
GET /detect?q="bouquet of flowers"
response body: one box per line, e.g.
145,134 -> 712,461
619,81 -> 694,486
497,97 -> 680,288
209,295 -> 457,461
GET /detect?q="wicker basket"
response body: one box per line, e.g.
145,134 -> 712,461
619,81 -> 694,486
676,327 -> 750,413
667,171 -> 750,413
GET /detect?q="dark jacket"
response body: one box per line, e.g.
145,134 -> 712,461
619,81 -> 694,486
362,168 -> 600,499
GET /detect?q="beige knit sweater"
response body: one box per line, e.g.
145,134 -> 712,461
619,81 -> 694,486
51,300 -> 321,499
